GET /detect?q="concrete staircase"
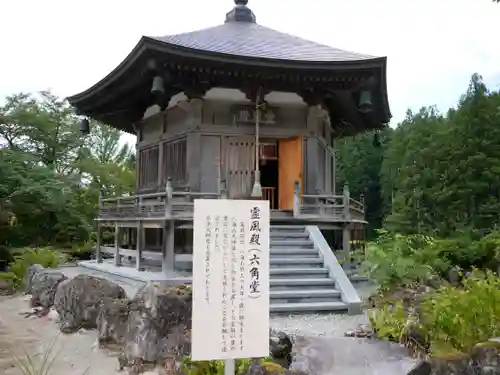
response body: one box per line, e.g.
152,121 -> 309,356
269,225 -> 355,314
77,223 -> 363,315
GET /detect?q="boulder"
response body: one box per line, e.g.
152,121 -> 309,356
54,274 -> 126,333
408,338 -> 500,375
24,264 -> 44,293
30,269 -> 67,308
269,330 -> 293,368
97,298 -> 130,346
407,361 -> 431,375
122,283 -> 192,365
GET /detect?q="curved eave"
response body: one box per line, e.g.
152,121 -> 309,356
67,37 -> 150,106
67,36 -> 389,107
378,57 -> 392,124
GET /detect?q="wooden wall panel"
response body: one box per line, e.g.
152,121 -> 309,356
224,136 -> 255,199
200,135 -> 221,193
162,138 -> 187,188
138,146 -> 159,192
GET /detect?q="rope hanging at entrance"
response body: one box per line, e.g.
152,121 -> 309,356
251,87 -> 264,197
255,87 -> 261,173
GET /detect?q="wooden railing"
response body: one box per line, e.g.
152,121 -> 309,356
261,187 -> 276,209
293,181 -> 365,221
98,179 -> 365,221
99,179 -> 222,220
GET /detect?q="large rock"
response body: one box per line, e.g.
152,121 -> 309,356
269,330 -> 293,368
54,274 -> 126,333
24,264 -> 44,293
30,269 -> 67,308
97,298 -> 130,346
407,338 -> 500,375
122,283 -> 192,365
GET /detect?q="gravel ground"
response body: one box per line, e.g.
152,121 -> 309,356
270,312 -> 368,338
0,267 -> 414,375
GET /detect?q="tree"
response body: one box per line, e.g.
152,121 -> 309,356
0,91 -> 135,248
0,91 -> 83,174
380,74 -> 500,237
336,130 -> 389,237
78,121 -> 135,197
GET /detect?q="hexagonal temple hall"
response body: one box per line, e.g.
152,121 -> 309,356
68,0 -> 390,314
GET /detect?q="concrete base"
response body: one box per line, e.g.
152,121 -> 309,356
78,260 -> 192,284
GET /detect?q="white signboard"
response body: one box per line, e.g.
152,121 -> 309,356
191,199 -> 270,361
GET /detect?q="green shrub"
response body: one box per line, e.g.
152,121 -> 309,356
369,270 -> 500,356
368,302 -> 418,343
0,245 -> 13,266
420,269 -> 500,354
429,232 -> 500,272
362,229 -> 500,288
180,356 -> 277,375
66,239 -> 95,260
13,334 -> 60,375
6,247 -> 61,289
361,230 -> 449,287
181,357 -> 251,375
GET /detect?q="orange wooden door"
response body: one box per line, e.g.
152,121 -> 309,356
278,136 -> 303,210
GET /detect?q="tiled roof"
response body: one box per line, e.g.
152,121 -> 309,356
151,22 -> 376,63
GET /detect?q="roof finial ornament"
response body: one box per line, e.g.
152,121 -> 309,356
226,0 -> 256,23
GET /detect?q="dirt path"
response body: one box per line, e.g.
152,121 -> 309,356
0,295 -> 124,375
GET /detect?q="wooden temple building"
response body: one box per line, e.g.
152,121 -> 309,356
68,0 -> 390,313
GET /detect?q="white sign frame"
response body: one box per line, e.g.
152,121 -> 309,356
191,199 -> 270,361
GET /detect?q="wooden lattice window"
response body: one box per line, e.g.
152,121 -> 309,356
162,138 -> 187,187
138,146 -> 159,191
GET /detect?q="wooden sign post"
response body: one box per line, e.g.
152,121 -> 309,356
191,199 -> 270,374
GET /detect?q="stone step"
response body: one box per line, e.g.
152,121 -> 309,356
270,258 -> 323,267
270,240 -> 314,248
270,248 -> 318,257
270,267 -> 329,277
270,232 -> 310,240
270,225 -> 306,231
270,301 -> 348,313
270,278 -> 335,288
176,261 -> 327,272
270,288 -> 341,300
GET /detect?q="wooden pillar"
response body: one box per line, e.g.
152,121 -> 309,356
293,180 -> 300,218
305,138 -> 319,195
332,140 -> 337,195
305,105 -> 321,194
162,221 -> 175,275
96,224 -> 102,263
158,141 -> 164,188
114,222 -> 121,267
162,178 -> 175,275
186,132 -> 202,192
135,141 -> 141,193
343,184 -> 351,220
96,190 -> 104,263
136,221 -> 144,271
342,224 -> 351,271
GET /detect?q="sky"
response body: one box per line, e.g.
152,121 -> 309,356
1,0 -> 499,140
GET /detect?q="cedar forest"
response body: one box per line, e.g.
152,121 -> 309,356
2,72 -> 500,357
